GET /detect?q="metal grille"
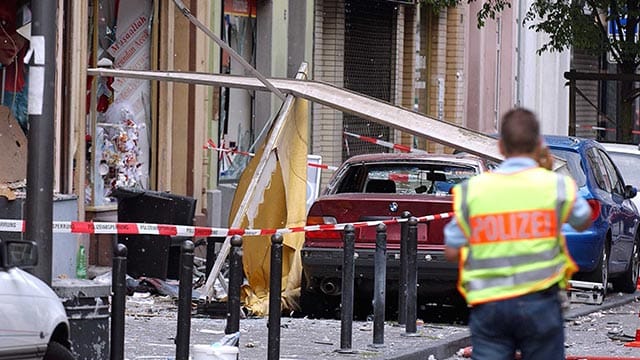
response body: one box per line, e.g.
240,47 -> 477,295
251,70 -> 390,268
343,0 -> 395,160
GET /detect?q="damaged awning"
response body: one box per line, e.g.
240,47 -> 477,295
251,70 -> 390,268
87,67 -> 504,162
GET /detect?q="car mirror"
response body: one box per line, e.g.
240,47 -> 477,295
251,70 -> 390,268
0,240 -> 38,268
624,185 -> 637,200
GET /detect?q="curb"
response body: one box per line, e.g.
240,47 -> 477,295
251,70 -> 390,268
387,328 -> 471,360
388,293 -> 638,360
566,293 -> 638,320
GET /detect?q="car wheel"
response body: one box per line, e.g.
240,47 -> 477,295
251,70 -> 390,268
584,243 -> 609,296
612,239 -> 639,293
44,341 -> 74,360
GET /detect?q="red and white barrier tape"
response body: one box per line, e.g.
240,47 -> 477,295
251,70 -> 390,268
576,124 -> 640,135
204,139 -> 338,171
0,212 -> 453,237
204,139 -> 256,157
343,131 -> 428,154
307,162 -> 338,171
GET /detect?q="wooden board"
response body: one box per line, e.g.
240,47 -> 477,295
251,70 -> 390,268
0,105 -> 27,183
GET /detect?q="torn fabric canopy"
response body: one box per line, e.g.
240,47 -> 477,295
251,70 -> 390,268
228,98 -> 308,316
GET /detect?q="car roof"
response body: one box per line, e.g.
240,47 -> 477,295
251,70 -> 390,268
543,135 -> 610,153
341,152 -> 486,166
543,135 -> 586,149
601,142 -> 640,154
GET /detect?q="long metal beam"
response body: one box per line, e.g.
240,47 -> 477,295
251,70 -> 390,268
88,68 -> 503,162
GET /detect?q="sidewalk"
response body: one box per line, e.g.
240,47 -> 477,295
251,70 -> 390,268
124,295 -> 471,359
124,292 -> 638,360
126,314 -> 471,360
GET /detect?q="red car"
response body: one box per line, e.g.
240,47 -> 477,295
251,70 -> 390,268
299,152 -> 493,319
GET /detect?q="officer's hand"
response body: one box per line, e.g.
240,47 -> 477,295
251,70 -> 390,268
537,146 -> 553,171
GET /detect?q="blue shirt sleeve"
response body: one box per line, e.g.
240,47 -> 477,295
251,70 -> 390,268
444,217 -> 467,249
567,195 -> 592,229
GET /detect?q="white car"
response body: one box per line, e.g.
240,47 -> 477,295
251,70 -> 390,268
601,142 -> 640,210
0,239 -> 74,360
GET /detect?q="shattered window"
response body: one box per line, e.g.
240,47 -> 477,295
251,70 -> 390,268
0,1 -> 29,135
86,0 -> 153,206
218,0 -> 257,182
549,148 -> 586,187
333,162 -> 478,195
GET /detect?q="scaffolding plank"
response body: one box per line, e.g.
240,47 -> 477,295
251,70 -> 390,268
88,68 -> 503,162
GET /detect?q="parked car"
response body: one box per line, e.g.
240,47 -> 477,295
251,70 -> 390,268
601,142 -> 640,210
0,238 -> 74,360
300,152 -> 492,319
544,135 -> 640,294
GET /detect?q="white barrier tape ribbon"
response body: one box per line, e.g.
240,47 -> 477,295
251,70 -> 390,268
0,220 -> 25,232
0,212 -> 454,237
575,124 -> 640,135
307,163 -> 338,171
205,139 -> 339,171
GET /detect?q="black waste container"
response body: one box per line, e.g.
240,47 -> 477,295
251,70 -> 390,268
52,279 -> 111,360
112,187 -> 196,279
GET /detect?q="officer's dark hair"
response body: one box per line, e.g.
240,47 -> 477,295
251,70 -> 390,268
500,108 -> 540,155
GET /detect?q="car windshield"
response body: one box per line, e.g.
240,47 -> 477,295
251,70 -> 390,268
548,148 -> 587,187
334,162 -> 479,195
607,152 -> 640,187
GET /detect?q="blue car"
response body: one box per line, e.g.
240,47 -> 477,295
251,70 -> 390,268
545,135 -> 640,294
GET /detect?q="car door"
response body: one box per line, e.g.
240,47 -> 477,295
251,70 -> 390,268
598,149 -> 638,272
0,268 -> 44,357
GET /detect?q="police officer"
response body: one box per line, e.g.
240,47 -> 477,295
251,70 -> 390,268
444,108 -> 593,359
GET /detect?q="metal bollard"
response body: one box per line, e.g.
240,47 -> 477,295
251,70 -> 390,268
405,217 -> 418,335
176,240 -> 195,360
340,224 -> 356,352
268,234 -> 284,360
110,243 -> 127,360
372,223 -> 387,347
225,235 -> 243,336
398,211 -> 411,325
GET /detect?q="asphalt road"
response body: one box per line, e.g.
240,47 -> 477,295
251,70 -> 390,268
122,291 -> 640,360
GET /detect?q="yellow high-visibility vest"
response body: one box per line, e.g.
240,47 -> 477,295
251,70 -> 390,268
452,167 -> 578,305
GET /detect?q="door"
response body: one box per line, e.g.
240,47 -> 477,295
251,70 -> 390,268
598,149 -> 638,272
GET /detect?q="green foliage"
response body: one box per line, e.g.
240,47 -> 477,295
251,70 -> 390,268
420,0 -> 640,69
524,0 -> 640,66
475,0 -> 512,27
420,0 -> 512,26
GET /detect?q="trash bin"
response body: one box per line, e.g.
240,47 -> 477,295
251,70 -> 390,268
52,279 -> 111,360
112,187 -> 196,279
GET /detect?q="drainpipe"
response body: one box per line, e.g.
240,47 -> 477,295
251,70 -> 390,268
515,0 -> 525,107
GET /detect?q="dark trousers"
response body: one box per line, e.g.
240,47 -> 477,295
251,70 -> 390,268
469,287 -> 564,360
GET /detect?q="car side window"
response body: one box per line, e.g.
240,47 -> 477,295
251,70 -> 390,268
599,150 -> 624,196
586,148 -> 611,192
335,165 -> 365,193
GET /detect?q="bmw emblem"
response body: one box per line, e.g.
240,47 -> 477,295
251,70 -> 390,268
389,202 -> 399,212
